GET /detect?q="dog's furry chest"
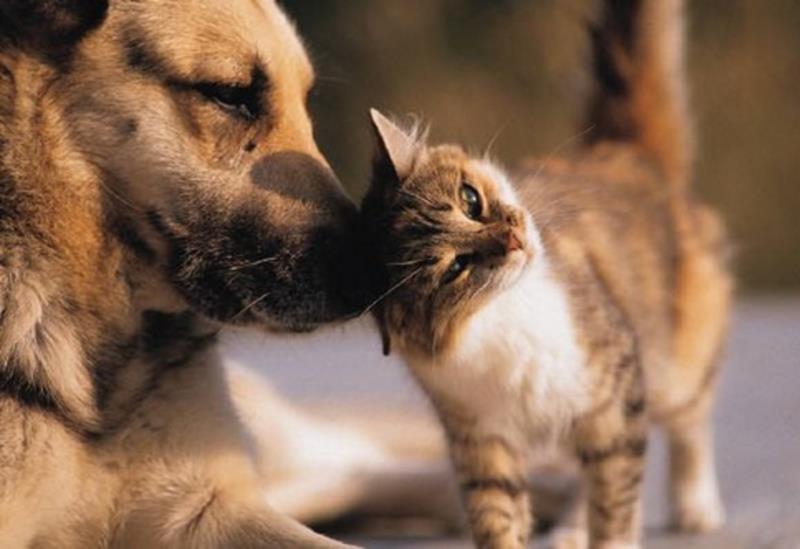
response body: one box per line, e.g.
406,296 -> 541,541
412,262 -> 589,444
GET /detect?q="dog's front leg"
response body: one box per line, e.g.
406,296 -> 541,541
108,355 -> 356,549
113,480 -> 355,548
115,475 -> 355,549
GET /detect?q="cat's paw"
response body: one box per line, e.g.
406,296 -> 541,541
671,485 -> 726,533
671,499 -> 725,533
539,527 -> 588,549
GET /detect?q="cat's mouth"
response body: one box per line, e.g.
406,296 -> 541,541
491,245 -> 534,294
510,246 -> 533,272
498,219 -> 539,285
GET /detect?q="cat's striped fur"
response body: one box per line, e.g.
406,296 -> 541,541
363,1 -> 732,547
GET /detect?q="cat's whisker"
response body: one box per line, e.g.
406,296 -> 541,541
398,188 -> 439,208
482,123 -> 508,158
530,124 -> 596,183
386,257 -> 432,267
230,290 -> 272,322
474,277 -> 493,299
357,266 -> 424,317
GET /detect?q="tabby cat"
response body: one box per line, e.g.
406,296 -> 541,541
361,0 -> 732,547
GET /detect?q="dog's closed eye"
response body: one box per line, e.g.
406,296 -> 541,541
194,81 -> 261,121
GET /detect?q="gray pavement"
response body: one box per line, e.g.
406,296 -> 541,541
223,296 -> 800,548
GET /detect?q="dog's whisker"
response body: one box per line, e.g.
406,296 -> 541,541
226,256 -> 280,272
93,173 -> 145,212
316,74 -> 352,85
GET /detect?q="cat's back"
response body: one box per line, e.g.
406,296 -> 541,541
513,144 -> 679,358
514,143 -> 673,241
512,143 -> 729,376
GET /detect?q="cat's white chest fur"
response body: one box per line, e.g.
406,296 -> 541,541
413,259 -> 589,446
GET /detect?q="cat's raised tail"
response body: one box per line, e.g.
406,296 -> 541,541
585,0 -> 692,187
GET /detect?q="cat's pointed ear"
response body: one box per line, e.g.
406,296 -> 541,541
370,109 -> 418,182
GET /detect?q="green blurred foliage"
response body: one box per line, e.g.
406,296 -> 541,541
282,0 -> 800,292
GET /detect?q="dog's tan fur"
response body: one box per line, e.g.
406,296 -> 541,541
0,1 -> 391,547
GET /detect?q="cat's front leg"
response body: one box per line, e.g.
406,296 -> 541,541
573,365 -> 647,549
444,421 -> 531,549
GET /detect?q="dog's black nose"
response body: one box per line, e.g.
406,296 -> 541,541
250,151 -> 354,225
248,151 -> 381,323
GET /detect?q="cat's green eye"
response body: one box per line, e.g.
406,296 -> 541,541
460,184 -> 482,220
442,254 -> 471,284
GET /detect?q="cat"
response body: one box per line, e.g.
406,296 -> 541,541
361,0 -> 732,547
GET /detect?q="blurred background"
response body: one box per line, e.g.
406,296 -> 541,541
282,0 -> 800,292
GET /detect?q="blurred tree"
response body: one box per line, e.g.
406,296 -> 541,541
281,0 -> 800,291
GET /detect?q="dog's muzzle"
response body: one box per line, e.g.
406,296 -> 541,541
159,151 -> 381,331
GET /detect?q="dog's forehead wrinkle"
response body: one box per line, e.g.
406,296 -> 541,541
113,4 -> 257,83
104,1 -> 315,124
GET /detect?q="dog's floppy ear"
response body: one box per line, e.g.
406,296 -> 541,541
370,108 -> 419,184
0,0 -> 109,54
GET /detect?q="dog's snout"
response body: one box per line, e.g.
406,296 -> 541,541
249,151 -> 354,225
245,150 -> 379,322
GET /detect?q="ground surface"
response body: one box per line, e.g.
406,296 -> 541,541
224,297 -> 800,548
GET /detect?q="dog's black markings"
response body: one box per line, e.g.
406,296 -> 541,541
0,366 -> 59,412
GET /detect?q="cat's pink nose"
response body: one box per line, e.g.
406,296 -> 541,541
506,230 -> 524,253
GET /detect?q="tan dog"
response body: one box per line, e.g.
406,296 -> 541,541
0,0 -> 409,547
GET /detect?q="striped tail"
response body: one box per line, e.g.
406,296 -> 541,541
584,0 -> 693,187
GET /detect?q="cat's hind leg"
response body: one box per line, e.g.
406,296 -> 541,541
661,394 -> 724,533
662,203 -> 731,533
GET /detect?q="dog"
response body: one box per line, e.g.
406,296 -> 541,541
0,0 -> 410,546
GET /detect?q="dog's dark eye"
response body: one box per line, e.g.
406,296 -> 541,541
460,184 -> 482,220
442,254 -> 471,284
194,82 -> 259,121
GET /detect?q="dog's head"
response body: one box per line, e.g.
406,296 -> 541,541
1,0 -> 378,331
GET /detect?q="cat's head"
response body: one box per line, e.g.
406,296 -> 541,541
362,110 -> 538,358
